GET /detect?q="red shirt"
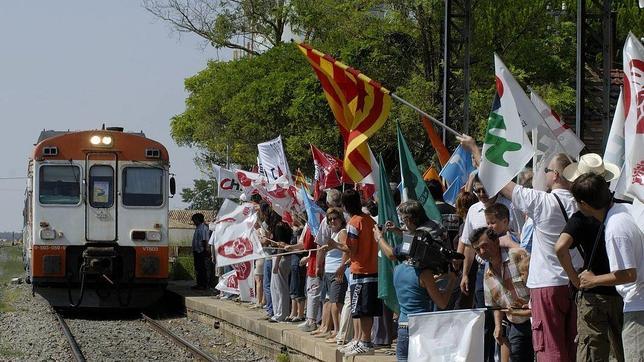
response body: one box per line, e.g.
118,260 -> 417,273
302,226 -> 318,277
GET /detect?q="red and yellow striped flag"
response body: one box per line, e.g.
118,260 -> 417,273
298,43 -> 392,182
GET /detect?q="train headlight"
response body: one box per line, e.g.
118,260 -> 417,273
90,135 -> 101,145
40,228 -> 56,240
101,136 -> 112,145
146,231 -> 161,241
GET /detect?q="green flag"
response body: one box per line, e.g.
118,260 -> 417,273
397,122 -> 442,223
376,154 -> 401,314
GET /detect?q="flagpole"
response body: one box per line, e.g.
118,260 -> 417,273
391,93 -> 461,137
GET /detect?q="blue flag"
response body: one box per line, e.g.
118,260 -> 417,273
299,187 -> 325,236
439,145 -> 476,206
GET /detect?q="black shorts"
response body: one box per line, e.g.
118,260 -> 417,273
350,273 -> 382,318
324,272 -> 348,303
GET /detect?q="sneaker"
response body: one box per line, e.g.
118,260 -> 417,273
338,340 -> 358,354
344,341 -> 374,356
298,322 -> 317,332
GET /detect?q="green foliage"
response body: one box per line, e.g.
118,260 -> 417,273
180,179 -> 221,211
166,0 -> 644,175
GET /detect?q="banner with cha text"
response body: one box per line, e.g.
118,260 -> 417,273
408,308 -> 486,362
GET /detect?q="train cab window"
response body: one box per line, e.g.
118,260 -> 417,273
89,165 -> 114,208
122,167 -> 163,206
39,165 -> 81,205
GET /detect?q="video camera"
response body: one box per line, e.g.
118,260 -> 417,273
399,228 -> 464,274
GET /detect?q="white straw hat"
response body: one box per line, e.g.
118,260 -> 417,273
562,153 -> 621,182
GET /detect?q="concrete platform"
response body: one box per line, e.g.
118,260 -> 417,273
167,281 -> 396,362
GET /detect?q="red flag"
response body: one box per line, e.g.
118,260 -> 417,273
421,116 -> 451,167
311,144 -> 349,199
298,43 -> 392,182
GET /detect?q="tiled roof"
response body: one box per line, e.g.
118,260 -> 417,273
168,209 -> 218,228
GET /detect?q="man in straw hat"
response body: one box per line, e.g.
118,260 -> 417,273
571,169 -> 644,361
555,153 -> 625,361
459,133 -> 583,360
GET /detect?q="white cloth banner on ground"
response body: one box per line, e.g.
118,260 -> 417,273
213,165 -> 243,199
258,135 -> 292,183
211,199 -> 264,267
479,54 -> 534,196
623,33 -> 644,203
408,308 -> 486,362
215,261 -> 255,301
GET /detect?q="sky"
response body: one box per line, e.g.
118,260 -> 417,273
0,1 -> 230,232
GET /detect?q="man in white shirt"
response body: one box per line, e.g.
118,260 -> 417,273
574,172 -> 644,361
497,153 -> 582,361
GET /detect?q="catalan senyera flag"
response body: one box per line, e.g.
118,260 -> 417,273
298,43 -> 392,182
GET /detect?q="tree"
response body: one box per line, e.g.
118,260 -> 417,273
143,0 -> 292,56
181,179 -> 222,210
163,0 -> 644,178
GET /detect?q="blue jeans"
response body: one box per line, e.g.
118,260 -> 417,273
396,327 -> 409,362
263,258 -> 273,316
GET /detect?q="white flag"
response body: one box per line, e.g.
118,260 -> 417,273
623,33 -> 644,202
604,89 -> 632,200
212,200 -> 264,267
495,54 -> 543,132
409,309 -> 486,362
479,55 -> 534,196
213,165 -> 243,199
257,135 -> 292,183
214,261 -> 256,302
530,91 -> 585,157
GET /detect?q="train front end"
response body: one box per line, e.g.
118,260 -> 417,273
24,128 -> 173,308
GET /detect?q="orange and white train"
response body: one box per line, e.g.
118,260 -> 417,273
23,127 -> 175,308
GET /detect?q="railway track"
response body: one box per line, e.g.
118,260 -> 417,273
53,308 -> 218,361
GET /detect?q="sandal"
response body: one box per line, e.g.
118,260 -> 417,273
291,317 -> 305,323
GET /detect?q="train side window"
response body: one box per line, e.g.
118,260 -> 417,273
39,165 -> 81,205
122,167 -> 163,206
89,165 -> 114,208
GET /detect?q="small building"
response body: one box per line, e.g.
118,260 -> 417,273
168,209 -> 218,255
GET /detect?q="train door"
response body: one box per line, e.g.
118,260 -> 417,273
86,153 -> 117,242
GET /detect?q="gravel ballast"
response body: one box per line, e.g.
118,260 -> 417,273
0,283 -> 270,361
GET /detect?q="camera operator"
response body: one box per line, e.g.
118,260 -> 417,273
374,200 -> 457,362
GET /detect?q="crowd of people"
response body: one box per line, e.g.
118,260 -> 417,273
191,144 -> 643,361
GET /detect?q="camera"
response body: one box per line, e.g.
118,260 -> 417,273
400,228 -> 464,273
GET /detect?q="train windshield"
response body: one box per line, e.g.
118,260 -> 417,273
39,165 -> 81,205
122,167 -> 163,206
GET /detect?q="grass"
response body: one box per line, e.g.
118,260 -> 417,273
0,344 -> 22,359
0,285 -> 21,313
171,255 -> 196,280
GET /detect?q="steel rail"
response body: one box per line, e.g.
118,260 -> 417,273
53,309 -> 86,362
141,313 -> 217,362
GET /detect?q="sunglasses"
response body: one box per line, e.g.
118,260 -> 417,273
327,216 -> 340,222
544,167 -> 559,174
